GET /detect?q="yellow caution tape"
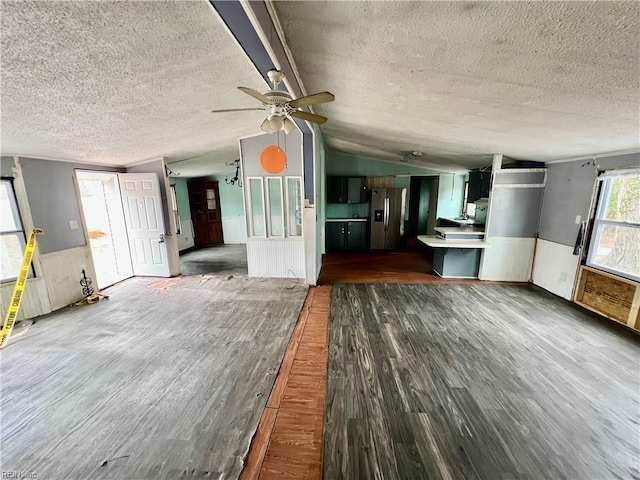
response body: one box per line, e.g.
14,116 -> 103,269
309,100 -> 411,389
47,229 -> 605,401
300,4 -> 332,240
1,228 -> 43,348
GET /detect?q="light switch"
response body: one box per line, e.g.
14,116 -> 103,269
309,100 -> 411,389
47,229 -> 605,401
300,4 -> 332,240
575,215 -> 581,224
69,220 -> 79,230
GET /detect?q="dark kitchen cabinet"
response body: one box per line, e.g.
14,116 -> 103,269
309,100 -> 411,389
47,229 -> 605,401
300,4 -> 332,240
327,177 -> 347,204
326,221 -> 367,251
347,177 -> 367,204
327,222 -> 346,250
326,176 -> 367,204
468,171 -> 491,203
346,221 -> 366,250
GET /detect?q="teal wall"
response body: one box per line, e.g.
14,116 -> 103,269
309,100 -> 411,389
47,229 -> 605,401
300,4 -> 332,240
170,173 -> 245,221
326,151 -> 440,177
207,173 -> 245,218
171,177 -> 191,221
437,173 -> 467,219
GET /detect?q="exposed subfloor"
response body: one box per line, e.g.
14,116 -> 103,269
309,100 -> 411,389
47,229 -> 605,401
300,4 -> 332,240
324,283 -> 640,479
0,275 -> 307,480
180,244 -> 248,277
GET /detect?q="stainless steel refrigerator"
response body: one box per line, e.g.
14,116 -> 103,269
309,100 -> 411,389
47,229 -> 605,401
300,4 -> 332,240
370,188 -> 407,250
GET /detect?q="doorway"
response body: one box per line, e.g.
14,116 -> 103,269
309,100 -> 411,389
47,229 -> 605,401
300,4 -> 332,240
408,176 -> 438,238
77,171 -> 133,289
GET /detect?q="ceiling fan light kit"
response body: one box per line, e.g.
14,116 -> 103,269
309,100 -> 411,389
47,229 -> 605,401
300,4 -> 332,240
211,70 -> 334,134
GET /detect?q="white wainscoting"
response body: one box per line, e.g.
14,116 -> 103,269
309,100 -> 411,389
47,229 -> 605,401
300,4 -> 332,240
222,215 -> 247,244
246,237 -> 305,278
0,277 -> 51,321
176,219 -> 195,252
40,245 -> 97,311
478,237 -> 536,282
532,239 -> 580,300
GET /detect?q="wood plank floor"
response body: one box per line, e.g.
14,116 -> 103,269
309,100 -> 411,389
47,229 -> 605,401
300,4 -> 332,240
180,244 -> 248,277
240,286 -> 332,480
318,247 -> 486,285
325,283 -> 640,479
0,275 -> 307,480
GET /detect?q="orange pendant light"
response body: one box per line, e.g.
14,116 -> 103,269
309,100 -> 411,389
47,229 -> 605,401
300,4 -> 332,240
260,145 -> 287,174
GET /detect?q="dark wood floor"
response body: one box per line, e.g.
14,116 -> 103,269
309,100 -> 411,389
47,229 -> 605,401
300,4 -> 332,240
318,247 -> 484,285
0,275 -> 307,480
324,283 -> 640,479
180,243 -> 248,277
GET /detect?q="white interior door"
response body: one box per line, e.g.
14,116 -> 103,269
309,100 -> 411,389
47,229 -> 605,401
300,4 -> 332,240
118,173 -> 170,277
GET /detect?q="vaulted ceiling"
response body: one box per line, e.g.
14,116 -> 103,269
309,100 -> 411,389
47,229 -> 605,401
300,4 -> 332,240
273,1 -> 640,169
1,1 -> 638,175
0,1 -> 267,174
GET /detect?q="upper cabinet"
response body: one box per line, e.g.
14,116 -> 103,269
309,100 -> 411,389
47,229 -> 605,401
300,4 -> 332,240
468,171 -> 491,203
327,176 -> 367,204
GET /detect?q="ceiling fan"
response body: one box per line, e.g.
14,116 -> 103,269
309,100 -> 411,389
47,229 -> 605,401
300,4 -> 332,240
211,70 -> 334,134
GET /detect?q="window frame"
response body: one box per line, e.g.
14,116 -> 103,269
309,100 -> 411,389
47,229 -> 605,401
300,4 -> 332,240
169,184 -> 181,235
1,178 -> 33,283
247,177 -> 266,238
285,176 -> 303,237
586,172 -> 640,283
266,177 -> 284,238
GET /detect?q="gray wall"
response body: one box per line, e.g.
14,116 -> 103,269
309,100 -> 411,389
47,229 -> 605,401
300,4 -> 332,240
488,187 -> 544,238
538,152 -> 639,246
1,156 -> 15,177
19,158 -> 86,254
240,130 -> 303,177
18,157 -> 122,254
538,160 -> 597,246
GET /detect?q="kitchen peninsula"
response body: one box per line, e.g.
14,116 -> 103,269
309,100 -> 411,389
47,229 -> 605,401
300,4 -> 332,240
418,226 -> 489,278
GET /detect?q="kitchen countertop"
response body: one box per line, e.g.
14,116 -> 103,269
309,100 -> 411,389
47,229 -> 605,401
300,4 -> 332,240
418,235 -> 489,249
326,218 -> 369,222
435,227 -> 485,235
441,217 -> 485,226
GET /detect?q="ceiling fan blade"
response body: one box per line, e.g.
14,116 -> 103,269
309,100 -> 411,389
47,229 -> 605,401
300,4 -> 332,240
238,87 -> 272,104
290,110 -> 328,124
210,107 -> 266,113
288,91 -> 335,108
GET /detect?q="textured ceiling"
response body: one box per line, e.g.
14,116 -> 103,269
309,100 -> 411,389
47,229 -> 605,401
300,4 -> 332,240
273,1 -> 640,169
0,1 -> 267,172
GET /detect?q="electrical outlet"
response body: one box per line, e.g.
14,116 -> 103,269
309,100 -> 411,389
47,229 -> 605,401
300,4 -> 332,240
69,220 -> 79,230
575,215 -> 581,224
559,271 -> 567,282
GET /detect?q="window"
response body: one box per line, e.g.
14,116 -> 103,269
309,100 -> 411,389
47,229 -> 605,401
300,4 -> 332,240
587,171 -> 640,282
286,177 -> 302,236
248,178 -> 265,237
0,179 -> 31,283
267,177 -> 284,237
169,184 -> 181,234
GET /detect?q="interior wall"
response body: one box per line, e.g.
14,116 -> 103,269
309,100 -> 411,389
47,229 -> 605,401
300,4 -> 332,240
205,173 -> 246,245
0,157 -> 127,320
171,177 -> 195,252
1,156 -> 15,176
315,126 -> 327,268
19,157 -> 89,254
240,130 -> 306,279
326,151 -> 439,177
436,173 -> 467,219
533,152 -> 639,299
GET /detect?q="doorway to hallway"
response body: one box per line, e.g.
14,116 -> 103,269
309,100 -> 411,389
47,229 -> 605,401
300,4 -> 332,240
77,171 -> 133,289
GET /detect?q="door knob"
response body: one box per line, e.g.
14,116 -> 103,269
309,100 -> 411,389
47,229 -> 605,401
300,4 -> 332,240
158,233 -> 165,244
